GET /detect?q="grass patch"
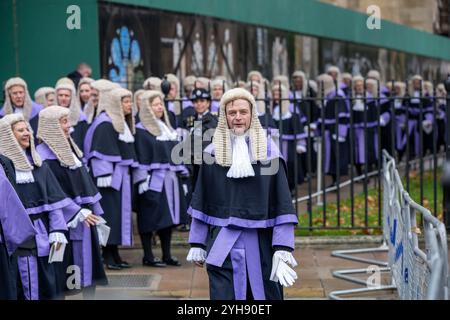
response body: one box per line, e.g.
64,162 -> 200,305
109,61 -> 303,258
295,168 -> 443,237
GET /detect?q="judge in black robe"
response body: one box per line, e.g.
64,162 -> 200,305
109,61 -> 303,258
0,155 -> 37,300
134,90 -> 189,267
186,88 -> 298,300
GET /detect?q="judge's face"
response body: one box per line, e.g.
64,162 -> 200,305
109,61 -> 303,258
9,85 -> 26,108
79,83 -> 91,104
59,116 -> 71,138
194,98 -> 210,115
12,121 -> 30,149
328,71 -> 338,81
169,83 -> 177,99
413,79 -> 421,91
121,96 -> 132,115
46,93 -> 56,107
293,76 -> 303,90
250,85 -> 259,97
354,81 -> 364,94
57,89 -> 72,108
212,85 -> 223,100
150,96 -> 164,119
250,75 -> 261,83
226,99 -> 252,136
90,89 -> 99,107
272,89 -> 281,102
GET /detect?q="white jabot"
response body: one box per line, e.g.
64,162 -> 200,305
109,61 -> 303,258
226,132 -> 255,179
118,120 -> 135,143
68,152 -> 83,170
411,91 -> 420,104
353,95 -> 365,111
15,149 -> 34,184
272,106 -> 292,121
156,119 -> 178,141
14,107 -> 24,114
16,169 -> 35,184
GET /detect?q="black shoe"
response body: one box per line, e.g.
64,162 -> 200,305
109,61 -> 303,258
163,257 -> 181,267
143,258 -> 167,268
118,261 -> 132,269
106,263 -> 122,270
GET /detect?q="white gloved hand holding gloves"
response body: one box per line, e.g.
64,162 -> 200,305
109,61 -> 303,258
270,250 -> 298,287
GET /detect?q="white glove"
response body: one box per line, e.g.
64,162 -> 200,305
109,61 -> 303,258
379,116 -> 387,127
270,251 -> 298,287
186,247 -> 207,263
296,144 -> 307,154
313,139 -> 320,153
67,208 -> 92,229
332,134 -> 346,142
97,175 -> 112,188
422,120 -> 433,134
138,175 -> 151,195
182,184 -> 189,196
48,232 -> 68,244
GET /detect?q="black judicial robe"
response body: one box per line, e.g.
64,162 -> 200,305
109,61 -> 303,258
133,124 -> 189,233
13,161 -> 79,300
37,143 -> 108,292
188,141 -> 298,300
84,112 -> 138,246
0,155 -> 36,300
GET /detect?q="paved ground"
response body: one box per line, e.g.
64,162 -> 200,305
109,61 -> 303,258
67,239 -> 401,300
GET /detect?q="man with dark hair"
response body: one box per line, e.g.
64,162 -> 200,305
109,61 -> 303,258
67,63 -> 92,89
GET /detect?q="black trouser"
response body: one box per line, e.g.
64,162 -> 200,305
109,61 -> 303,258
140,227 -> 173,262
102,245 -> 123,265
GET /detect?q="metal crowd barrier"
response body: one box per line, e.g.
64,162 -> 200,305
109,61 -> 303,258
329,150 -> 449,300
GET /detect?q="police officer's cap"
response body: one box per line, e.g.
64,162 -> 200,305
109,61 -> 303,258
190,88 -> 211,101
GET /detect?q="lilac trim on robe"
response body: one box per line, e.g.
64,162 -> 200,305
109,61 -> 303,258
205,227 -> 266,300
138,163 -> 189,175
182,97 -> 193,110
338,124 -> 348,138
353,121 -> 379,129
84,112 -> 137,166
133,168 -> 148,184
0,166 -> 37,256
188,218 -> 209,246
281,133 -> 307,140
272,223 -> 295,250
91,158 -> 114,177
18,255 -> 39,300
1,101 -> 43,120
188,207 -> 298,228
211,101 -> 220,113
26,197 -> 75,215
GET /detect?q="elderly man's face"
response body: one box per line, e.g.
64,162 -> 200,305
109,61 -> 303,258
226,99 -> 252,136
57,89 -> 72,108
293,76 -> 303,90
9,85 -> 26,108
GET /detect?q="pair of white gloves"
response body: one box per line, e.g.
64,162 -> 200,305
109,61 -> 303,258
186,248 -> 298,287
331,134 -> 346,143
49,208 -> 98,248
